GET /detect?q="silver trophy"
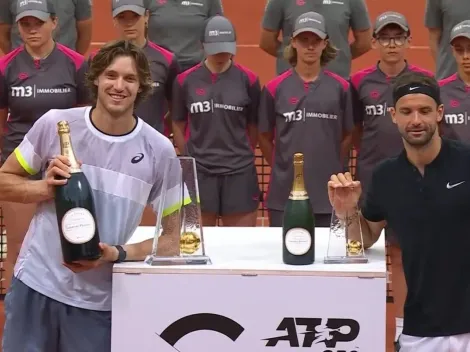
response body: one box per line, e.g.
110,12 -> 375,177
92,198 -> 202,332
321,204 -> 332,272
324,189 -> 368,264
145,156 -> 211,266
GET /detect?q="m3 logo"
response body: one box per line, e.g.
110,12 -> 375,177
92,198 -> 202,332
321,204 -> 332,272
283,109 -> 304,122
190,101 -> 212,114
444,113 -> 467,125
364,104 -> 388,116
11,86 -> 33,97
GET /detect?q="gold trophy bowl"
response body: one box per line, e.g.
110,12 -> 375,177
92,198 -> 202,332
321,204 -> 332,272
346,240 -> 363,256
180,232 -> 201,254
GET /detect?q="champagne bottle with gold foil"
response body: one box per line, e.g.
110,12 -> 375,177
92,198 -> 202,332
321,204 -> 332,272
282,153 -> 315,265
54,121 -> 101,264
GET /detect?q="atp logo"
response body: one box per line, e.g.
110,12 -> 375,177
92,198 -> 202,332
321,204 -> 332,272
263,317 -> 360,351
157,313 -> 245,350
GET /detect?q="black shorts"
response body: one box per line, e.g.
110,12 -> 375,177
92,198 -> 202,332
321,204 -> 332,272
268,209 -> 332,228
197,165 -> 260,216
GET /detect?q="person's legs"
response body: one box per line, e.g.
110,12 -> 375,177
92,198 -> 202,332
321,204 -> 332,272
197,171 -> 220,226
220,165 -> 260,226
58,304 -> 112,352
3,276 -> 60,352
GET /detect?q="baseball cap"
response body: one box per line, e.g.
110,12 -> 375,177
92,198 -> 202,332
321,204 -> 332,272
112,0 -> 146,17
202,16 -> 237,55
450,20 -> 470,43
16,0 -> 55,22
374,11 -> 409,34
292,12 -> 327,39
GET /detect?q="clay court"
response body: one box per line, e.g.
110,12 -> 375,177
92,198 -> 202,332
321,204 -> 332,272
0,0 -> 433,350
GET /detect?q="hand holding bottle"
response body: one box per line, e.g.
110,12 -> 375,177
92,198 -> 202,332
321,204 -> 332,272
44,155 -> 83,198
327,172 -> 362,218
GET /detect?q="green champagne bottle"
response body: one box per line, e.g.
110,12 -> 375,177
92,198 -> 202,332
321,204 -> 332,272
282,153 -> 315,265
54,121 -> 102,264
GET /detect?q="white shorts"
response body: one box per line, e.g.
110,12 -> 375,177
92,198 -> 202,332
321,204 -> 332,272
399,332 -> 470,352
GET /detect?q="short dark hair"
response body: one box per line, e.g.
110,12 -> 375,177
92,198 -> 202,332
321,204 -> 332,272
85,40 -> 153,106
392,71 -> 441,105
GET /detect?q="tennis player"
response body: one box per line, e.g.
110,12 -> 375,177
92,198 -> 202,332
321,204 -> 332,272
350,12 -> 433,345
110,0 -> 180,135
1,40 -> 181,352
0,0 -> 89,291
439,20 -> 470,141
258,12 -> 353,227
329,71 -> 470,352
172,15 -> 261,226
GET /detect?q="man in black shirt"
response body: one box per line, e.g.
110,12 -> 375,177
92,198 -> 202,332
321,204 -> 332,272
328,71 -> 470,351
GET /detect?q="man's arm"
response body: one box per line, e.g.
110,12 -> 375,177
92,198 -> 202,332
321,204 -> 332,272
424,0 -> 442,62
0,153 -> 51,203
257,86 -> 276,166
0,24 -> 11,55
329,171 -> 386,249
171,75 -> 188,154
164,58 -> 181,137
340,85 -> 355,163
119,211 -> 180,260
349,0 -> 372,60
246,77 -> 261,149
341,210 -> 385,249
259,0 -> 283,58
75,0 -> 93,55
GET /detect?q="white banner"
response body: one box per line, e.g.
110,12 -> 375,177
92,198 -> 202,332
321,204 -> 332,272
112,273 -> 386,352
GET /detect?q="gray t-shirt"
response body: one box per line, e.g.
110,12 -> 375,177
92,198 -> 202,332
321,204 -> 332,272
146,0 -> 224,71
439,74 -> 470,141
0,44 -> 89,163
0,0 -> 92,52
13,106 -> 181,311
172,62 -> 260,174
258,68 -> 354,213
424,0 -> 470,80
262,0 -> 371,79
350,63 -> 434,198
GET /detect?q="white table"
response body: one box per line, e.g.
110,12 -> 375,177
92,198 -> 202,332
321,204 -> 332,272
112,227 -> 386,352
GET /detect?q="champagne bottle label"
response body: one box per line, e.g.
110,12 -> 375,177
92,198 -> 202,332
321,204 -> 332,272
285,228 -> 312,255
61,208 -> 96,244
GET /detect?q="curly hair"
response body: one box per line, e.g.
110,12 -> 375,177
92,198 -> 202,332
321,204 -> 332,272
85,40 -> 153,106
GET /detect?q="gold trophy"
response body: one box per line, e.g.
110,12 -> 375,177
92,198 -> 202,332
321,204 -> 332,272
324,189 -> 368,264
145,156 -> 211,265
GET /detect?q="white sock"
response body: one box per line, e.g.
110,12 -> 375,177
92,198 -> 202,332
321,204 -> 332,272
395,317 -> 404,341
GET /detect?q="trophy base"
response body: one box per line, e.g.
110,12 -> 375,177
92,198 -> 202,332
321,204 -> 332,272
145,254 -> 212,266
323,255 -> 369,264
